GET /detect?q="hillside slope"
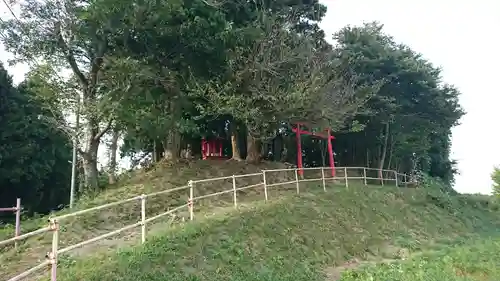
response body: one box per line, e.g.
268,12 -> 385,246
56,184 -> 500,281
1,160 -> 297,279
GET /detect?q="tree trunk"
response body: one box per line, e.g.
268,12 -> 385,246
230,121 -> 242,161
81,112 -> 102,192
261,141 -> 268,160
107,128 -> 120,185
163,131 -> 181,161
366,148 -> 370,168
83,138 -> 99,192
319,139 -> 327,166
386,135 -> 394,170
153,139 -> 158,162
246,132 -> 260,163
378,123 -> 390,181
365,130 -> 370,167
273,135 -> 283,162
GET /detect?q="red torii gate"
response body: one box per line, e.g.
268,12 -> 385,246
292,123 -> 336,177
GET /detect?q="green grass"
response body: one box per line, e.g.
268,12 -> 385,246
339,237 -> 500,281
0,160 -> 298,279
54,184 -> 500,281
2,161 -> 499,280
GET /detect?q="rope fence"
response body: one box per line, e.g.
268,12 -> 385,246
1,166 -> 411,281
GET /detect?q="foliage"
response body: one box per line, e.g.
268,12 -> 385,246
419,173 -> 458,195
0,0 -> 465,214
0,64 -> 72,217
332,23 -> 464,184
491,166 -> 500,196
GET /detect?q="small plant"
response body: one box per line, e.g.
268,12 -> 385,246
491,166 -> 500,197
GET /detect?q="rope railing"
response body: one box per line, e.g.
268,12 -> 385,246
1,166 -> 411,281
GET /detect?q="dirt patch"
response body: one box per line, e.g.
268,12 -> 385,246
324,258 -> 363,281
324,245 -> 411,280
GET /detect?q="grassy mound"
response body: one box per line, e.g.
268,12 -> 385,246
56,184 -> 500,281
1,160 -> 297,279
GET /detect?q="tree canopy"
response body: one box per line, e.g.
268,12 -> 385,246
0,63 -> 72,217
0,0 -> 465,214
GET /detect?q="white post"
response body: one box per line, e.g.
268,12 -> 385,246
363,168 -> 367,186
188,180 -> 194,220
344,167 -> 348,188
394,171 -> 398,187
14,198 -> 21,249
141,194 -> 146,243
232,175 -> 237,208
321,168 -> 326,191
295,169 -> 299,194
380,169 -> 384,186
69,96 -> 80,209
262,171 -> 268,201
49,218 -> 59,281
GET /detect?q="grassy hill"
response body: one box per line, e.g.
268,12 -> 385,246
1,160 -> 298,279
1,160 -> 499,281
56,181 -> 498,281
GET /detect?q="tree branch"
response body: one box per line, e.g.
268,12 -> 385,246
56,22 -> 88,88
77,147 -> 86,157
94,119 -> 113,141
89,38 -> 107,88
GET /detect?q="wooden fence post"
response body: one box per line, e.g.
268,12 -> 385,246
344,167 -> 348,188
262,171 -> 268,201
321,168 -> 326,191
140,194 -> 146,243
232,175 -> 237,208
14,198 -> 21,249
363,168 -> 367,186
295,169 -> 300,194
188,180 -> 194,220
48,218 -> 59,281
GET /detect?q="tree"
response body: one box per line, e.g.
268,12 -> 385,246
0,0 -> 142,190
327,22 -> 463,185
0,1 -> 465,210
103,0 -> 231,162
0,64 -> 72,216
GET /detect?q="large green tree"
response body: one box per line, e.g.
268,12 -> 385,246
0,64 -> 72,216
0,0 -> 122,190
330,22 -> 464,184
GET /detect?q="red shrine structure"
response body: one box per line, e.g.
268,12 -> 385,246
292,123 -> 336,177
201,137 -> 224,160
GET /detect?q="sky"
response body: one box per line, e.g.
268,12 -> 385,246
318,0 -> 499,194
1,0 -> 498,194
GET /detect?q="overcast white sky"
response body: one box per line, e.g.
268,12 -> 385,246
1,1 -> 498,194
319,0 -> 499,194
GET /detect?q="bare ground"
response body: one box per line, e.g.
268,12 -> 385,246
324,244 -> 411,280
